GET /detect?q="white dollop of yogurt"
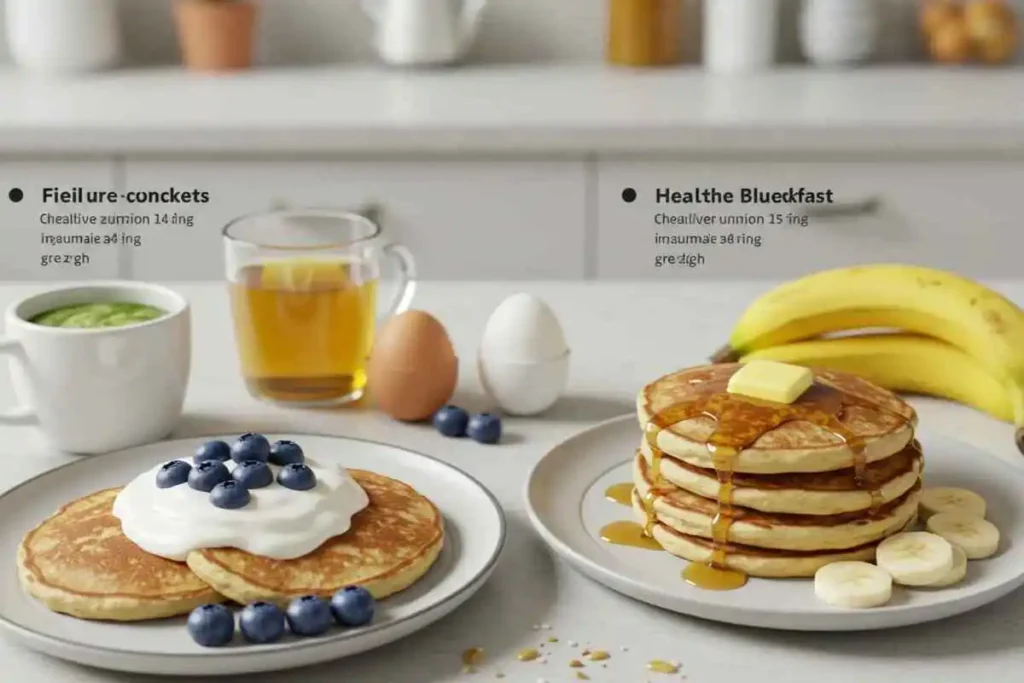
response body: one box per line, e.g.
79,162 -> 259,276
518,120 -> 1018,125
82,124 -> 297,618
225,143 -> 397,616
112,458 -> 370,561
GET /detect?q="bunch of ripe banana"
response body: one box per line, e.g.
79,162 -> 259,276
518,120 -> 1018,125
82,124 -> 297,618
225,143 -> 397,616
711,264 -> 1024,455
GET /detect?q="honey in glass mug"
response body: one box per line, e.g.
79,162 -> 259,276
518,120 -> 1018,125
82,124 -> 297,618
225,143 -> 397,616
229,257 -> 378,404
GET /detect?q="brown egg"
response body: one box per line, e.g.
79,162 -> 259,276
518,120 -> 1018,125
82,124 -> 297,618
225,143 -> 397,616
367,310 -> 458,422
929,19 -> 975,62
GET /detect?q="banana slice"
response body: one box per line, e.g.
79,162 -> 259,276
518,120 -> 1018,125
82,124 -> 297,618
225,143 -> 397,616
926,512 -> 1000,559
876,531 -> 954,586
814,561 -> 893,608
919,487 -> 987,521
925,544 -> 968,588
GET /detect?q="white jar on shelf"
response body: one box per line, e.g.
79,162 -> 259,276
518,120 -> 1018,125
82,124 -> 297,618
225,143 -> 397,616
703,0 -> 780,73
5,0 -> 122,74
799,0 -> 880,66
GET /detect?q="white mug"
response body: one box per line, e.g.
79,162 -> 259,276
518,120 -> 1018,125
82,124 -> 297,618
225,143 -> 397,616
0,282 -> 191,454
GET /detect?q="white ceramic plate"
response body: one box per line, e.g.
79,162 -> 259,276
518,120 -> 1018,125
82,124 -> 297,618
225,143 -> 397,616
0,434 -> 505,675
525,415 -> 1024,631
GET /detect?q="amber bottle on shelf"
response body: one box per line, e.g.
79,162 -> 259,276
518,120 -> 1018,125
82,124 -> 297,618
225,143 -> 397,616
606,0 -> 683,66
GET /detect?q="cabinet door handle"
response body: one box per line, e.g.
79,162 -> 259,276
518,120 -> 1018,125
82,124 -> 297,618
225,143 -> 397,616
798,196 -> 882,220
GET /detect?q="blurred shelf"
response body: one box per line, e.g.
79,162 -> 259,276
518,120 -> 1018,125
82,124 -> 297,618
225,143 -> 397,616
2,64 -> 1024,155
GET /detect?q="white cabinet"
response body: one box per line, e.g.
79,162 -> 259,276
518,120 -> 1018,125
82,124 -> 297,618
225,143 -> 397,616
596,160 -> 1024,279
121,159 -> 588,281
0,160 -> 122,280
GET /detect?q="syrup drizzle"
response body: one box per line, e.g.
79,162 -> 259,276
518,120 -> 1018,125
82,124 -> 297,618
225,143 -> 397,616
604,482 -> 633,506
600,520 -> 662,551
599,369 -> 912,591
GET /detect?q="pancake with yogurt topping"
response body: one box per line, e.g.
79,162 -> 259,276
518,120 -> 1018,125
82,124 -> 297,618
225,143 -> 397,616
185,469 -> 444,606
112,456 -> 370,562
17,488 -> 222,621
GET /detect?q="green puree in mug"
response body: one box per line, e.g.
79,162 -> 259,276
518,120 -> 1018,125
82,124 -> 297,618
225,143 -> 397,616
30,303 -> 167,328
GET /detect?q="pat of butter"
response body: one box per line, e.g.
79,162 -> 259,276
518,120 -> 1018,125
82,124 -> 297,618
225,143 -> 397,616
727,360 -> 813,404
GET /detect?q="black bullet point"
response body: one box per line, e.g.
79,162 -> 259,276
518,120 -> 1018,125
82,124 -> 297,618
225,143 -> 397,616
621,188 -> 637,203
8,188 -> 23,203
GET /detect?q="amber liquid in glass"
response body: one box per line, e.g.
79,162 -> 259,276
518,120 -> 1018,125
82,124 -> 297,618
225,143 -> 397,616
229,259 -> 377,404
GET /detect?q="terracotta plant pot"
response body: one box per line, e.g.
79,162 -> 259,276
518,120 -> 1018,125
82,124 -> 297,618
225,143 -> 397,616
173,0 -> 258,71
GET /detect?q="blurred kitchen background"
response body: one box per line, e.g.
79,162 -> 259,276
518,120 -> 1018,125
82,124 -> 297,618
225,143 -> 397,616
2,0 -> 1023,285
1,0 -> 1021,68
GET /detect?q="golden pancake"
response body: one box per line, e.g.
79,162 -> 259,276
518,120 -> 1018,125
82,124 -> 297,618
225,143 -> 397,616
636,364 -> 917,474
633,458 -> 921,552
638,442 -> 922,515
17,488 -> 222,621
186,470 -> 443,606
638,510 -> 918,578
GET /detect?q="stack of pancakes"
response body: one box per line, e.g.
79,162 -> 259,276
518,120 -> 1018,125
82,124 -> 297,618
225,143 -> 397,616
632,363 -> 922,578
17,470 -> 444,621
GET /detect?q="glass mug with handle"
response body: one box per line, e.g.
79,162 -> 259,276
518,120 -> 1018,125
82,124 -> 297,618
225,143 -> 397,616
224,208 -> 416,405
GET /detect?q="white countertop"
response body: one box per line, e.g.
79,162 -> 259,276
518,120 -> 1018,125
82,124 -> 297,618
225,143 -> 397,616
3,65 -> 1024,154
2,279 -> 1024,682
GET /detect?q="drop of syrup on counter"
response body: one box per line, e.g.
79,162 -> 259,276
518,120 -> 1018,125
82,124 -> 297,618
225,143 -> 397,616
461,647 -> 484,667
647,659 -> 680,674
516,647 -> 540,662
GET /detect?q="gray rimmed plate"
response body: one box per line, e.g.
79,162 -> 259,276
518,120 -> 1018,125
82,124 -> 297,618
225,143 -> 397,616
0,434 -> 505,675
525,414 -> 1024,631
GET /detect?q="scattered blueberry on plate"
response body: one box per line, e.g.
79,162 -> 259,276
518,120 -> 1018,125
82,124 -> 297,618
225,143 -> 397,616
467,412 -> 502,444
232,460 -> 273,489
210,480 -> 251,509
194,440 -> 231,464
187,604 -> 235,647
433,405 -> 469,438
239,601 -> 286,644
188,460 -> 231,492
331,585 -> 375,627
269,439 -> 305,466
285,595 -> 333,636
231,433 -> 271,463
278,463 -> 317,491
155,460 -> 191,489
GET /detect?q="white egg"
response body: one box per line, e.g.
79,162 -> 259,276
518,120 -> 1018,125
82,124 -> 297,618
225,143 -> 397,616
478,293 -> 570,416
479,293 -> 567,362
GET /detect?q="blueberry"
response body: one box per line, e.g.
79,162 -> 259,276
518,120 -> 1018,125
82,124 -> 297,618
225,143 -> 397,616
188,460 -> 231,492
285,595 -> 333,636
269,440 -> 305,466
467,412 -> 502,444
156,460 -> 191,489
210,480 -> 251,509
277,463 -> 317,491
433,405 -> 469,438
186,603 -> 235,647
194,440 -> 231,464
239,601 -> 286,644
231,433 -> 271,463
232,460 -> 273,489
330,585 -> 375,627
